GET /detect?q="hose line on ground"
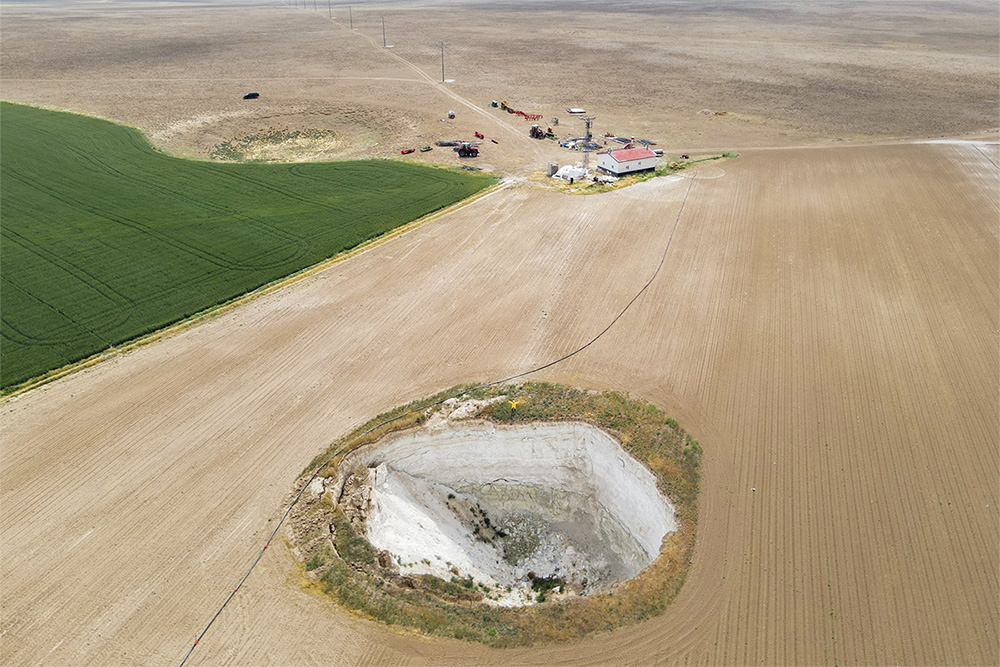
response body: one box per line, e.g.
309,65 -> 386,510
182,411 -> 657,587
178,173 -> 696,666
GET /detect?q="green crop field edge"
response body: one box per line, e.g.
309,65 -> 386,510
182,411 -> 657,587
1,102 -> 499,394
0,172 -> 506,399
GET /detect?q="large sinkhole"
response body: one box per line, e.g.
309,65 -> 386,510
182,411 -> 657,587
334,418 -> 676,606
290,385 -> 701,644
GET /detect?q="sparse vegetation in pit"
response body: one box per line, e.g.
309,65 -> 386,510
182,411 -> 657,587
529,573 -> 565,603
287,382 -> 701,646
209,128 -> 341,162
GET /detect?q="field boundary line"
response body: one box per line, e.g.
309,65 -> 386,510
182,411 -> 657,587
972,144 -> 1000,170
318,9 -> 545,159
0,178 -> 508,403
176,173 -> 697,666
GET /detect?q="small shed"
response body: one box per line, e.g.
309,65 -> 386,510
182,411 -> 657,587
597,147 -> 658,176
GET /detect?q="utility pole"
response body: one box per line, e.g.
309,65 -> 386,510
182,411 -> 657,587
581,116 -> 596,171
440,42 -> 445,82
349,6 -> 353,29
382,17 -> 386,47
328,0 -> 331,18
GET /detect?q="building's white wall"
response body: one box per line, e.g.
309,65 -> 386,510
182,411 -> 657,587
597,154 -> 658,175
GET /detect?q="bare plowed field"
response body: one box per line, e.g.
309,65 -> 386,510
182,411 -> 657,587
1,142 -> 996,665
3,1 -> 996,168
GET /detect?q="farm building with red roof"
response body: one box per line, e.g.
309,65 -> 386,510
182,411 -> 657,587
596,147 -> 659,176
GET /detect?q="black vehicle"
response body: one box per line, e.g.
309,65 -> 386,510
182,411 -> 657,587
242,92 -> 260,100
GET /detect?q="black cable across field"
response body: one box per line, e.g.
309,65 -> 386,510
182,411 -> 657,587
178,174 -> 696,666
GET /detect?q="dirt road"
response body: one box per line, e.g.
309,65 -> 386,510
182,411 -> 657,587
2,142 -> 996,665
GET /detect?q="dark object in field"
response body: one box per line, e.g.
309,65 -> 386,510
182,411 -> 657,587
455,142 -> 479,157
242,92 -> 260,100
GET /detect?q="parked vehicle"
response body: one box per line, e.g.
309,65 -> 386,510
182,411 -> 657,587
456,142 -> 479,157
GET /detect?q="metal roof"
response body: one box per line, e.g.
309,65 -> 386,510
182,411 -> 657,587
607,147 -> 657,162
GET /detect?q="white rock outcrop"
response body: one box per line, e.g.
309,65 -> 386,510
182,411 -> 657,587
336,420 -> 676,605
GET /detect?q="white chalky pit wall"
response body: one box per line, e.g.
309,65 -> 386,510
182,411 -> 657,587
336,420 -> 677,606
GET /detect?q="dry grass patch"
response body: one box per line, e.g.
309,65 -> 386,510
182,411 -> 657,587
209,128 -> 343,162
535,152 -> 737,195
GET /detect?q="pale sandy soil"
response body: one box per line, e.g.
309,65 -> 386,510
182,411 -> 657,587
2,0 -> 997,172
1,142 -> 997,665
2,1 -> 999,665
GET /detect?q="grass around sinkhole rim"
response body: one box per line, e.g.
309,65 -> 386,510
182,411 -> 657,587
292,382 -> 701,647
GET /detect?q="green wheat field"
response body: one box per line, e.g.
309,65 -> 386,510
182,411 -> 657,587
0,102 -> 494,389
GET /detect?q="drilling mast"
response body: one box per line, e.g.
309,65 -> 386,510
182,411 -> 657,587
580,116 -> 595,170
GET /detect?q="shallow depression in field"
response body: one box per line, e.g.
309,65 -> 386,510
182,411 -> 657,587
333,420 -> 677,606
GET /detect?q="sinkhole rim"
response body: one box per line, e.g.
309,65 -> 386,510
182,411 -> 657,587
287,382 -> 702,647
